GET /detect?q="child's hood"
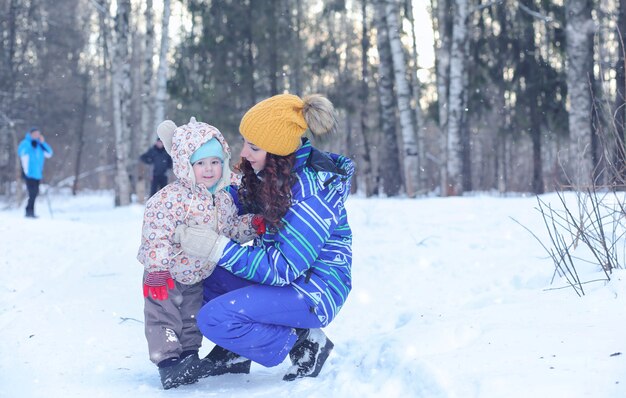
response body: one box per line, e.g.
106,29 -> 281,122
157,117 -> 234,189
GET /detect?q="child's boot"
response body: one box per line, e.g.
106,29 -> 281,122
158,353 -> 201,389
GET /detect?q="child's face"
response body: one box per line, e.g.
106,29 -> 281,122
192,157 -> 223,188
240,138 -> 267,172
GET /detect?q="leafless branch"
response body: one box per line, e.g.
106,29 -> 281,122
518,2 -> 553,23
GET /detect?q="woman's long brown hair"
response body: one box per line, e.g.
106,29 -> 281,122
237,153 -> 296,230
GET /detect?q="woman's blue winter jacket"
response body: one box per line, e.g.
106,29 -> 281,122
220,138 -> 354,326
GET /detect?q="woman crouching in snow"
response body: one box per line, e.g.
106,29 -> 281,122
175,93 -> 354,382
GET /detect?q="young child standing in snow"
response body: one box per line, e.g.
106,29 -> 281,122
136,117 -> 262,390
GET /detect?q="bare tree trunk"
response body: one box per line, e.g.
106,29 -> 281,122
136,0 -> 154,203
345,115 -> 353,181
614,0 -> 626,183
0,119 -> 13,197
293,0 -> 302,96
4,0 -> 21,204
385,0 -> 419,197
432,0 -> 452,196
518,0 -> 544,194
72,74 -> 89,195
445,0 -> 468,196
11,126 -> 21,206
6,0 -> 18,82
492,83 -> 508,194
154,0 -> 170,126
140,0 -> 154,151
531,115 -> 543,193
497,133 -> 508,194
406,0 -> 426,191
565,0 -> 594,188
358,0 -> 375,196
494,5 -> 508,194
244,1 -> 257,105
112,0 -> 132,206
95,0 -> 112,190
268,0 -> 279,95
374,0 -> 402,196
0,113 -> 18,201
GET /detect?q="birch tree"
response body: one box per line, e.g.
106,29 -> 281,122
518,0 -> 545,194
432,0 -> 452,195
374,0 -> 403,196
96,0 -> 113,191
72,74 -> 89,195
140,0 -> 154,152
445,0 -> 468,196
136,0 -> 155,202
358,0 -> 375,196
565,0 -> 594,188
112,0 -> 132,206
268,0 -> 279,95
615,0 -> 626,183
385,0 -> 419,197
293,0 -> 303,96
0,0 -> 19,197
154,0 -> 171,126
495,5 -> 509,194
406,0 -> 426,190
244,2 -> 257,105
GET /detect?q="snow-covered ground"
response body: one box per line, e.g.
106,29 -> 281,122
1,191 -> 625,398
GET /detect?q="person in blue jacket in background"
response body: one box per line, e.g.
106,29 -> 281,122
174,93 -> 354,384
17,127 -> 53,218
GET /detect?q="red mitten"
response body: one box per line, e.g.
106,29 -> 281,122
143,271 -> 175,300
251,214 -> 266,235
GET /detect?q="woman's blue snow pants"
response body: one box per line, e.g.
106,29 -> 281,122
197,266 -> 323,367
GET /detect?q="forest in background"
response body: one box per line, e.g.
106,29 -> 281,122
1,0 -> 624,205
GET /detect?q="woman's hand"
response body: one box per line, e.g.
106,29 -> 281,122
174,223 -> 230,263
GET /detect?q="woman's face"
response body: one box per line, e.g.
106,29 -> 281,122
240,138 -> 267,172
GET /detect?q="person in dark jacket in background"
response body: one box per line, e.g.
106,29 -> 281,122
140,137 -> 173,196
17,127 -> 53,218
175,94 -> 354,384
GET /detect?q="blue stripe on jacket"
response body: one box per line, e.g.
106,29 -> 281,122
219,138 -> 354,326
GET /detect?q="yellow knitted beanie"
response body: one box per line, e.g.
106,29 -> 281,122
240,93 -> 337,156
239,94 -> 306,156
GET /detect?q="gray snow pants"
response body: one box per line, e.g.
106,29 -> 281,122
143,274 -> 203,365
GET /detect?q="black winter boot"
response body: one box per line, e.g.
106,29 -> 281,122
283,328 -> 334,381
158,353 -> 202,389
197,345 -> 252,379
